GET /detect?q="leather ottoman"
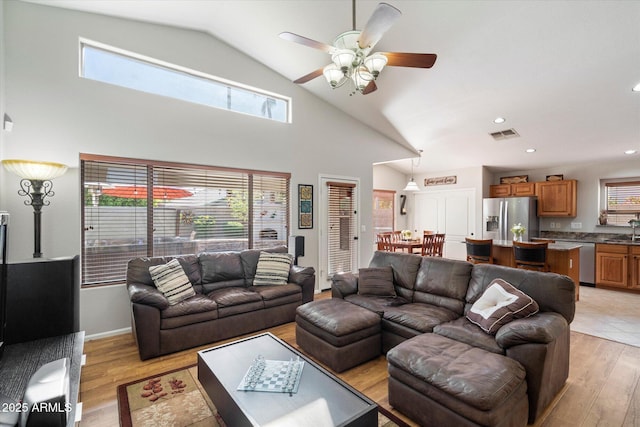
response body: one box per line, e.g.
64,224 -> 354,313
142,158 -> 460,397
295,299 -> 381,373
387,333 -> 529,427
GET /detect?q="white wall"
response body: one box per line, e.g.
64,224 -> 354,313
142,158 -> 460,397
0,2 -> 414,336
490,158 -> 639,236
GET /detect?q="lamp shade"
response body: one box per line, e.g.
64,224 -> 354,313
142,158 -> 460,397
403,179 -> 420,192
2,159 -> 68,180
363,53 -> 388,78
352,67 -> 373,91
331,49 -> 356,71
323,64 -> 346,87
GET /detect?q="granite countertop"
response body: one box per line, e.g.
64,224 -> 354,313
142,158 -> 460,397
492,240 -> 583,251
539,232 -> 640,246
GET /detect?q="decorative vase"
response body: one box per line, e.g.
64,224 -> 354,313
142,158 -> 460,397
513,234 -> 523,242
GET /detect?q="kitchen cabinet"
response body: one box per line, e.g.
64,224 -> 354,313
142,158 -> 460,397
535,180 -> 577,217
492,240 -> 581,300
489,183 -> 536,198
595,244 -> 640,290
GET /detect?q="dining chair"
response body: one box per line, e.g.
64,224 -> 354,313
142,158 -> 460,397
423,230 -> 435,235
465,238 -> 493,264
421,233 -> 435,256
513,241 -> 550,271
432,234 -> 445,257
376,233 -> 393,251
531,238 -> 556,244
391,231 -> 402,243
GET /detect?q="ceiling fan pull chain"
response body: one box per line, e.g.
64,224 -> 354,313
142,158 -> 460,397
352,0 -> 356,31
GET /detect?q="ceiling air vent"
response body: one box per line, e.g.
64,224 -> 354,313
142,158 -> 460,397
490,128 -> 520,140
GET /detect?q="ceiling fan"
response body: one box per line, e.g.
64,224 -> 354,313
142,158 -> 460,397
279,1 -> 437,95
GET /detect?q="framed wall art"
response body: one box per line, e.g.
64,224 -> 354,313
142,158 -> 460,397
298,184 -> 313,229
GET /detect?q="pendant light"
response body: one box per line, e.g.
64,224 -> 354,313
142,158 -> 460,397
403,151 -> 422,192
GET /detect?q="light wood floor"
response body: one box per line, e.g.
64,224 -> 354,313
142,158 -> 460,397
79,291 -> 640,427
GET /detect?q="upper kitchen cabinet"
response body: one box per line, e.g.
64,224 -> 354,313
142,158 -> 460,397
535,180 -> 577,217
489,182 -> 536,198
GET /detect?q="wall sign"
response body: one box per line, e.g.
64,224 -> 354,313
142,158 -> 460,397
425,175 -> 457,186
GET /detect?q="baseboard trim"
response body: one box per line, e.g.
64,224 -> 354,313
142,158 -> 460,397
84,327 -> 131,341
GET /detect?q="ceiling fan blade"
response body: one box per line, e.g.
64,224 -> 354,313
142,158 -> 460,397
362,81 -> 377,95
279,32 -> 335,54
293,68 -> 325,84
358,2 -> 402,49
379,52 -> 438,68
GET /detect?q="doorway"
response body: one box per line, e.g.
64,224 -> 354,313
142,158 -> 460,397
318,176 -> 360,290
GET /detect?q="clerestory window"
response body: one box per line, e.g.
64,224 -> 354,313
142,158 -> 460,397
79,39 -> 291,123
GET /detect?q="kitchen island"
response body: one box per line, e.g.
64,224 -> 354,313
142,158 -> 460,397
491,240 -> 582,300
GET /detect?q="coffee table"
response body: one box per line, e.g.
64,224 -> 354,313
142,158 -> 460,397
197,333 -> 378,427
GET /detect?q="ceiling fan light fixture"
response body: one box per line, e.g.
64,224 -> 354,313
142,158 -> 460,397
364,53 -> 387,78
331,49 -> 357,72
352,66 -> 373,91
323,64 -> 345,87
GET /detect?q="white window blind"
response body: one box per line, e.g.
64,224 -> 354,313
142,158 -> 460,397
81,155 -> 290,286
327,181 -> 356,277
605,181 -> 640,226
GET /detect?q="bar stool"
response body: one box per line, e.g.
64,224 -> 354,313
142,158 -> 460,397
513,241 -> 550,271
465,238 -> 493,264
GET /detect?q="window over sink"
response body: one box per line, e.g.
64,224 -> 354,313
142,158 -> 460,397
600,178 -> 640,226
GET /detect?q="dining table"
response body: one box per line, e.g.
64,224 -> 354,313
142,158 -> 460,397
391,239 -> 423,254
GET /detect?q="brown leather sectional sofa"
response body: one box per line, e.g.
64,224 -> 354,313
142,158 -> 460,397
329,250 -> 576,425
126,246 -> 315,360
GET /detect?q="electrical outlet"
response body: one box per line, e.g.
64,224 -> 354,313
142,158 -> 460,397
549,222 -> 555,229
571,222 -> 582,229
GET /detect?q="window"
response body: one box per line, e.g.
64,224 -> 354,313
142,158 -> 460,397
327,181 -> 357,276
602,179 -> 640,226
81,154 -> 290,286
373,190 -> 395,234
79,39 -> 291,123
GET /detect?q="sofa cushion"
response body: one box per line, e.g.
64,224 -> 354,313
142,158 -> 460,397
434,317 -> 504,354
199,251 -> 245,284
368,251 -> 423,301
240,246 -> 288,284
253,252 -> 293,285
344,294 -> 409,315
148,259 -> 196,305
413,257 -> 472,315
127,255 -> 202,288
358,266 -> 396,297
466,278 -> 539,335
383,302 -> 459,334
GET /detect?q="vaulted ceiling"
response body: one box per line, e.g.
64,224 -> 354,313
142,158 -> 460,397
25,0 -> 640,174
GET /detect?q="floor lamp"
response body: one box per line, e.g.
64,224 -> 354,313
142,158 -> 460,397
2,159 -> 68,258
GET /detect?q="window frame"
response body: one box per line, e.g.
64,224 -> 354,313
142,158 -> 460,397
79,38 -> 292,124
80,153 -> 291,287
600,177 -> 640,226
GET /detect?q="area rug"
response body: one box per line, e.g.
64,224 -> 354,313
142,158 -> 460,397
117,365 -> 409,427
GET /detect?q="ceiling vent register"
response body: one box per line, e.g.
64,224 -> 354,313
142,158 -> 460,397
490,129 -> 520,141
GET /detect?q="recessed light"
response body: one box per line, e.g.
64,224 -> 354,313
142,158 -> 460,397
525,148 -> 536,153
493,117 -> 505,124
633,83 -> 640,92
624,149 -> 637,155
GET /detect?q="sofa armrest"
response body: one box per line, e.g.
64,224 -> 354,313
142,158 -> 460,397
331,272 -> 358,299
496,312 -> 568,348
289,265 -> 316,303
128,283 -> 170,310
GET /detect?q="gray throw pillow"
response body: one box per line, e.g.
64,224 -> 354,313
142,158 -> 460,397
466,278 -> 539,335
358,266 -> 396,297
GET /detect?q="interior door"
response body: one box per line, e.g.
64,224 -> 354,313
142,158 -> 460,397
318,176 -> 360,290
413,188 -> 476,260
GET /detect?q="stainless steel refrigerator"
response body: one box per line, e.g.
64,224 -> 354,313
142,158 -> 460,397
482,197 -> 539,241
